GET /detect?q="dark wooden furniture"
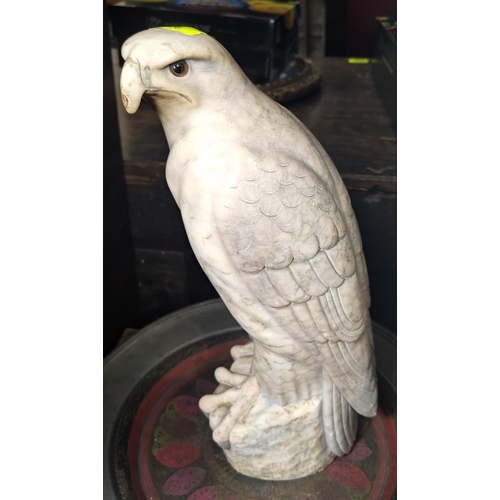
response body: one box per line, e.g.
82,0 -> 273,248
104,4 -> 141,356
110,55 -> 396,338
325,0 -> 397,57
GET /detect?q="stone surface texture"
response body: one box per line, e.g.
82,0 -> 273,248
120,28 -> 378,480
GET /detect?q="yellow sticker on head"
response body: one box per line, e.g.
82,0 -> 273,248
152,26 -> 206,36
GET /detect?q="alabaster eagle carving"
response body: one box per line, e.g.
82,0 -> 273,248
121,27 -> 377,480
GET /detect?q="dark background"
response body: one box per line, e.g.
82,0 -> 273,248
103,0 -> 397,356
325,0 -> 397,57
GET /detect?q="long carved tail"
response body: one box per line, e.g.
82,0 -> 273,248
322,372 -> 358,456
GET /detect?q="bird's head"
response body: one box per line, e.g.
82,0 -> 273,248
120,27 -> 247,117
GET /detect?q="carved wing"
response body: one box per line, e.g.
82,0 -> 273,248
217,151 -> 377,427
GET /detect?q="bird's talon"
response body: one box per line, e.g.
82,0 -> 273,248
231,342 -> 254,360
218,440 -> 231,450
214,366 -> 247,386
213,383 -> 231,395
200,374 -> 260,449
230,355 -> 253,376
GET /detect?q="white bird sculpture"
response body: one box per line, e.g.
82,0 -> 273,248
120,27 -> 377,481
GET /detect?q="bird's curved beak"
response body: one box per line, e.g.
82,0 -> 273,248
120,57 -> 148,114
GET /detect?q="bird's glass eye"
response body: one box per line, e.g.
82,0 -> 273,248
169,60 -> 189,77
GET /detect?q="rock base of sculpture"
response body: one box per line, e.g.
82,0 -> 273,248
221,393 -> 334,480
200,342 -> 335,480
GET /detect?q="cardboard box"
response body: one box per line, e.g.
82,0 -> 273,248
109,0 -> 300,83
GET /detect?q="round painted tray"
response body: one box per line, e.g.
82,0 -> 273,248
257,57 -> 321,104
104,299 -> 396,500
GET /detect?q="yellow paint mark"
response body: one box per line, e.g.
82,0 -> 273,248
152,26 -> 206,36
348,58 -> 370,64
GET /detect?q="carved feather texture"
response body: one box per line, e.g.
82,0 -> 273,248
218,153 -> 377,418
